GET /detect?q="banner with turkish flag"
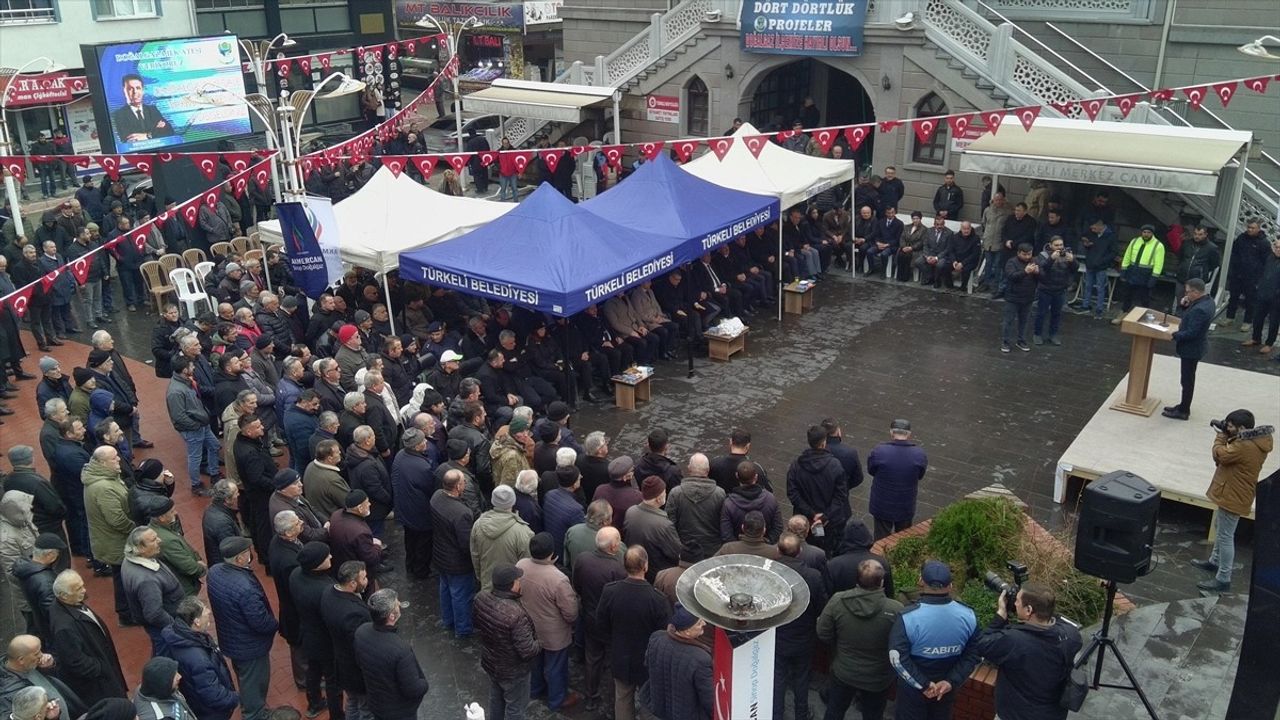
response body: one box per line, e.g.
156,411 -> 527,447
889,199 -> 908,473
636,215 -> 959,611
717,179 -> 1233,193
0,157 -> 26,183
190,153 -> 221,180
443,154 -> 472,173
540,150 -> 564,174
4,284 -> 33,319
381,156 -> 408,177
911,117 -> 940,145
843,125 -> 871,151
707,137 -> 734,161
507,151 -> 535,175
70,253 -> 95,286
638,141 -> 665,161
413,156 -> 438,179
743,135 -> 770,158
671,140 -> 699,163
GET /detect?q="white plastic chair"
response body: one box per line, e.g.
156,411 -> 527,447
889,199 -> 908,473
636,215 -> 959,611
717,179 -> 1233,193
194,261 -> 215,288
170,267 -> 212,319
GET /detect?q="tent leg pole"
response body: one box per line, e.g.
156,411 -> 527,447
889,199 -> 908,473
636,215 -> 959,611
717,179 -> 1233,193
850,177 -> 856,280
558,322 -> 576,408
383,272 -> 396,337
777,221 -> 784,322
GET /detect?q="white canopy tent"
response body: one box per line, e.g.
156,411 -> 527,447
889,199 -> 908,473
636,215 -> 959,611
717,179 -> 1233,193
258,166 -> 514,273
684,122 -> 858,319
683,122 -> 858,209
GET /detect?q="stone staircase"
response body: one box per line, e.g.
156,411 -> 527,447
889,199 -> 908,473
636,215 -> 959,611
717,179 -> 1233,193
620,31 -> 709,93
922,37 -> 1014,108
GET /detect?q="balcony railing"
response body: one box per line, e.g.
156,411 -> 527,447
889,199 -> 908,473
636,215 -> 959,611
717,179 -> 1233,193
0,5 -> 57,25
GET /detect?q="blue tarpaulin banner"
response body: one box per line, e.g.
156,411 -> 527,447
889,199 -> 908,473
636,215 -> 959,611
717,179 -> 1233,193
740,1 -> 868,56
275,199 -> 343,299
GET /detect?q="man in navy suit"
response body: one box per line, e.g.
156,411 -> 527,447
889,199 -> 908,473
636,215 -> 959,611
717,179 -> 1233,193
868,206 -> 904,277
111,74 -> 174,145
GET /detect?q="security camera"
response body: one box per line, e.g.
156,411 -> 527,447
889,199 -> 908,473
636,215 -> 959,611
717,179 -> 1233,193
895,12 -> 915,30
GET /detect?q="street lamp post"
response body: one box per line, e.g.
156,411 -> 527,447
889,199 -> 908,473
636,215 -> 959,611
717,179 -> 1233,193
237,33 -> 296,204
0,56 -> 62,237
415,14 -> 481,190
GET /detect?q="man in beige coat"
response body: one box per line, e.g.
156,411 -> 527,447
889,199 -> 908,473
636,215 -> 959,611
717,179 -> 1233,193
516,532 -> 581,711
1192,409 -> 1273,592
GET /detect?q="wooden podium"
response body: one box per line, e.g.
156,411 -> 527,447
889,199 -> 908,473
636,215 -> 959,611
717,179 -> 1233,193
1113,307 -> 1179,416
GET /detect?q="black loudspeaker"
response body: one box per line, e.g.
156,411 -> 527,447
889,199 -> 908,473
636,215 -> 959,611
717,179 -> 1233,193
1074,470 -> 1160,583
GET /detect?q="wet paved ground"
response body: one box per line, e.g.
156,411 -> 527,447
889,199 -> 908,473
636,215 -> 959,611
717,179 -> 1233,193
7,269 -> 1276,719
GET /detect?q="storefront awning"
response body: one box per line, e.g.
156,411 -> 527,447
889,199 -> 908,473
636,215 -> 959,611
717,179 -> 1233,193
959,117 -> 1252,196
461,78 -> 615,123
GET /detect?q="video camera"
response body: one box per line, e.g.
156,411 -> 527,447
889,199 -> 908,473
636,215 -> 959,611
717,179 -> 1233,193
983,560 -> 1029,615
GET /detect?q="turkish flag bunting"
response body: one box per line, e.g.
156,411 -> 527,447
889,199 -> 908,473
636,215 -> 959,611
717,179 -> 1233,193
131,155 -> 155,175
1212,81 -> 1238,107
68,155 -> 93,169
202,189 -> 220,209
40,268 -> 62,293
1049,101 -> 1075,115
318,54 -> 333,72
1114,94 -> 1142,118
132,230 -> 149,252
980,110 -> 1008,135
1015,106 -> 1041,131
671,140 -> 700,163
568,145 -> 590,158
298,57 -> 312,75
775,129 -> 802,143
70,255 -> 93,286
1149,88 -> 1174,102
911,117 -> 940,145
1244,76 -> 1270,94
182,203 -> 199,228
946,114 -> 976,140
638,141 -> 665,161
601,145 -> 624,169
387,43 -> 398,60
223,152 -> 254,172
425,86 -> 436,103
743,135 -> 770,158
102,237 -> 121,250
1,157 -> 26,183
707,137 -> 734,161
323,147 -> 343,166
231,176 -> 248,199
277,59 -> 291,78
1080,98 -> 1105,121
190,153 -> 221,180
157,152 -> 176,163
1182,85 -> 1208,109
508,151 -> 535,175
844,125 -> 871,151
878,120 -> 902,134
412,156 -> 438,179
96,155 -> 123,180
5,285 -> 33,319
478,151 -> 497,168
372,48 -> 383,62
404,40 -> 418,55
443,154 -> 473,173
381,156 -> 407,177
156,210 -> 170,224
811,128 -> 838,155
252,165 -> 271,190
301,159 -> 316,181
540,150 -> 564,174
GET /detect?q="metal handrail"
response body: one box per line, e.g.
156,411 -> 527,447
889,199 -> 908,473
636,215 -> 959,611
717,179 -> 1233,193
974,0 -> 1110,93
1044,21 -> 1147,93
1040,20 -> 1280,185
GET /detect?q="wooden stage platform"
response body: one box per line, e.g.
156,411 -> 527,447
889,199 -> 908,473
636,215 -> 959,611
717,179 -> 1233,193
1056,354 -> 1280,525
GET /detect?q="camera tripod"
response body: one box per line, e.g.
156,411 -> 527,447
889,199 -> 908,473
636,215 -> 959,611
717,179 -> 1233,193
1075,580 -> 1160,720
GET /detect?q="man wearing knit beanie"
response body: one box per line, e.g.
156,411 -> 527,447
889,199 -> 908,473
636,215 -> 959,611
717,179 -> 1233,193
623,477 -> 681,581
136,656 -> 197,720
471,483 -> 534,593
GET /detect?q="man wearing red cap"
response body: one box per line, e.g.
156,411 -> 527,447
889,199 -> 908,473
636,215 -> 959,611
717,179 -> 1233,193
334,325 -> 368,392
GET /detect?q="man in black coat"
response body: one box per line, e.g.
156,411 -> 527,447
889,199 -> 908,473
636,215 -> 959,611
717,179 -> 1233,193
570,526 -> 626,712
289,543 -> 341,720
634,428 -> 682,491
233,415 -> 277,561
12,535 -> 65,643
345,428 -> 393,537
353,589 -> 429,720
320,560 -> 372,720
822,419 -> 864,494
4,446 -> 68,566
786,425 -> 851,555
597,546 -> 672,720
267,509 -> 308,694
1164,278 -> 1216,420
826,521 -> 894,596
361,372 -> 399,457
48,569 -> 128,706
708,429 -> 773,494
201,480 -> 246,567
773,534 -> 828,720
429,470 -> 477,638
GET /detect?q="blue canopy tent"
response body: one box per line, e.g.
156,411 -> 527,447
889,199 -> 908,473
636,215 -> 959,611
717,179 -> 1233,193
582,153 -> 780,256
398,184 -> 688,317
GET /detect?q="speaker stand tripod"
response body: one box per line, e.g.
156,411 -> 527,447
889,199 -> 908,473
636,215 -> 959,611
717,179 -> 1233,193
1075,580 -> 1160,720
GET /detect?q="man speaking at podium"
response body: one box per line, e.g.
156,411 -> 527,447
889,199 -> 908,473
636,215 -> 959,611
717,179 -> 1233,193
1162,278 -> 1214,421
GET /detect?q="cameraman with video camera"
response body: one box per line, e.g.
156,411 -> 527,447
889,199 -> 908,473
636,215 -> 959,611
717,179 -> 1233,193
1191,409 -> 1274,592
974,581 -> 1083,720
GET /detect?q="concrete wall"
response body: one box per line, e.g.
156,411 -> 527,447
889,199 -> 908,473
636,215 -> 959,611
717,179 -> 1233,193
0,3 -> 196,71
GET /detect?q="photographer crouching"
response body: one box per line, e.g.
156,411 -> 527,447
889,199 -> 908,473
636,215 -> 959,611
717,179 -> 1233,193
974,581 -> 1083,720
1191,409 -> 1274,592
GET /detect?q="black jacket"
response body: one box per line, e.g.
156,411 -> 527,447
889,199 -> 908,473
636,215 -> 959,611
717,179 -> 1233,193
3,467 -> 66,536
201,503 -> 244,566
473,589 -> 541,681
786,448 -> 851,529
597,578 -> 673,685
1004,255 -> 1039,305
932,184 -> 964,219
48,600 -> 128,706
320,585 -> 372,692
570,549 -> 626,637
354,624 -> 429,720
429,490 -> 474,576
635,451 -> 682,491
346,446 -> 392,524
773,555 -> 828,657
708,452 -> 773,494
1172,294 -> 1216,361
267,536 -> 303,644
289,567 -> 335,663
1034,248 -> 1078,293
827,522 -> 894,597
12,559 -> 57,643
363,389 -> 399,455
826,436 -> 864,490
974,617 -> 1083,720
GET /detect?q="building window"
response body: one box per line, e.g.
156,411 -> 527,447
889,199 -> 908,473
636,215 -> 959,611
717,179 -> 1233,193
686,76 -> 708,138
911,92 -> 948,166
0,0 -> 57,24
195,0 -> 263,9
93,0 -> 158,18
